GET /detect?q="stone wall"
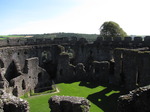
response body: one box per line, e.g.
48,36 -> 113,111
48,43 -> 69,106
0,89 -> 29,112
90,61 -> 110,83
0,45 -> 56,96
117,85 -> 150,112
75,63 -> 87,81
74,44 -> 112,64
49,95 -> 90,112
114,48 -> 150,90
56,52 -> 75,82
0,44 -> 66,96
56,51 -> 110,83
0,36 -> 150,97
0,57 -> 51,97
0,36 -> 149,111
0,36 -> 150,47
95,36 -> 150,47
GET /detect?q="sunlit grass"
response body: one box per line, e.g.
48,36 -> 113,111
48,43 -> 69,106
105,90 -> 120,97
24,81 -> 121,112
0,35 -> 24,37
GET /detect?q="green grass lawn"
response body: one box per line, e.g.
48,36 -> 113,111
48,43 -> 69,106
0,35 -> 24,37
24,81 -> 123,112
0,35 -> 25,40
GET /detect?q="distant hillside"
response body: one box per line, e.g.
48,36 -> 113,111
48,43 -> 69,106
0,33 -> 99,42
33,33 -> 99,42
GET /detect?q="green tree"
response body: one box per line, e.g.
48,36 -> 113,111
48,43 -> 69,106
99,21 -> 127,39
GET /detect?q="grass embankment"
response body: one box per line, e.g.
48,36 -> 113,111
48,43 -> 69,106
24,81 -> 123,112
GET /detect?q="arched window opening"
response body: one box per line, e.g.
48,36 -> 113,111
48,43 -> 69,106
22,80 -> 26,90
38,73 -> 42,82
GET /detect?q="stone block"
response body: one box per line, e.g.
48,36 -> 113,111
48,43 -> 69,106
49,96 -> 90,112
117,85 -> 150,112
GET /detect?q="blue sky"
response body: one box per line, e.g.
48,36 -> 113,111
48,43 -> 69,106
0,0 -> 80,34
1,0 -> 150,35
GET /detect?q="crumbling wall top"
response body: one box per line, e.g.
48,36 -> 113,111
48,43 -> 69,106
49,95 -> 90,112
117,85 -> 150,112
0,89 -> 29,112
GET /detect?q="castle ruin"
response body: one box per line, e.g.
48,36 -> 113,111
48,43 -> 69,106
0,36 -> 150,111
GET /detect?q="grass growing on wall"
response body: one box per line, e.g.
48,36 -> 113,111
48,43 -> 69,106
24,81 -> 122,112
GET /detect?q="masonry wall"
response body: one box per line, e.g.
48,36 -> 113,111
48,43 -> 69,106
0,45 -> 61,96
0,36 -> 150,96
74,44 -> 112,65
114,48 -> 150,90
138,52 -> 150,87
0,90 -> 29,112
0,36 -> 150,50
56,53 -> 75,82
114,49 -> 123,85
123,50 -> 138,90
117,85 -> 150,112
49,96 -> 90,112
91,61 -> 110,83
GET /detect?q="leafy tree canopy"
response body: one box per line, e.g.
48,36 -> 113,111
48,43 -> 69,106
99,21 -> 127,39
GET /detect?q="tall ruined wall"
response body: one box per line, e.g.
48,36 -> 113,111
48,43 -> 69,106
0,45 -> 62,78
55,51 -> 110,83
0,45 -> 63,96
123,50 -> 138,90
91,61 -> 110,83
0,36 -> 150,48
0,36 -> 148,68
56,52 -> 75,82
114,48 -> 150,90
138,52 -> 150,87
74,44 -> 112,64
0,36 -> 149,111
0,57 -> 51,97
0,36 -> 150,96
95,36 -> 150,48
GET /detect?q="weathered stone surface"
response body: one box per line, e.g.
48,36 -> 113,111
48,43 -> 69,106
75,63 -> 86,81
56,52 -> 75,82
49,95 -> 90,112
91,61 -> 110,83
1,36 -> 150,112
0,89 -> 29,112
117,85 -> 150,112
114,48 -> 150,90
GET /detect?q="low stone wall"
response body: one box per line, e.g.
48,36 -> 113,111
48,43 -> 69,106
117,85 -> 150,112
49,95 -> 90,112
0,89 -> 29,112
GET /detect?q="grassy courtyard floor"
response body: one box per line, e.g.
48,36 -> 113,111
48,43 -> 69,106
24,81 -> 125,112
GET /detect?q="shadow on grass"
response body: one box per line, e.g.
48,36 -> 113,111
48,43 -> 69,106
87,87 -> 125,112
79,81 -> 127,112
